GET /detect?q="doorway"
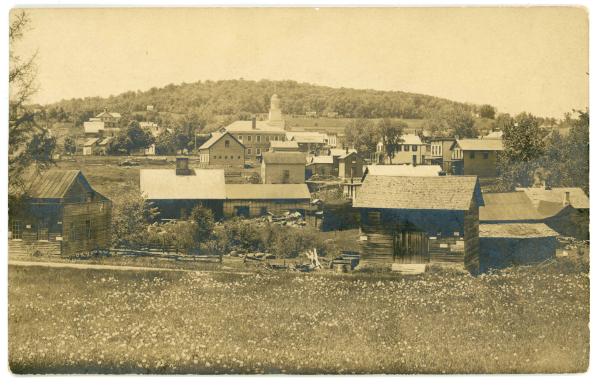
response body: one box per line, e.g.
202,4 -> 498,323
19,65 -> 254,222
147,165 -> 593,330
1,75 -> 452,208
393,229 -> 429,264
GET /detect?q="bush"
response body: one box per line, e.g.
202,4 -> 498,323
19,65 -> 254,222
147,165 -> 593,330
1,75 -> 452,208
263,224 -> 334,259
111,192 -> 158,247
188,204 -> 215,242
223,218 -> 265,252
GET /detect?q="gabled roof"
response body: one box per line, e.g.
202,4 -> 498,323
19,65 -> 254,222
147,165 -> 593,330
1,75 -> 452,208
400,134 -> 423,145
96,111 -> 121,118
338,151 -> 360,160
140,169 -> 226,200
308,155 -> 334,165
262,151 -> 306,165
98,137 -> 113,146
270,140 -> 299,150
330,148 -> 357,157
28,170 -> 82,199
83,121 -> 104,133
480,223 -> 559,238
83,138 -> 100,146
199,131 -> 243,150
454,139 -> 504,151
365,165 -> 441,177
479,192 -> 545,221
517,187 -> 589,211
354,175 -> 483,210
225,184 -> 310,200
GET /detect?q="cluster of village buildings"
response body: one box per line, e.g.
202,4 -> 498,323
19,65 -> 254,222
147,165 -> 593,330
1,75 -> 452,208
9,94 -> 589,274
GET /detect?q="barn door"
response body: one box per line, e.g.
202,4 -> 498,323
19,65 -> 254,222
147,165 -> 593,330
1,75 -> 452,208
393,230 -> 429,264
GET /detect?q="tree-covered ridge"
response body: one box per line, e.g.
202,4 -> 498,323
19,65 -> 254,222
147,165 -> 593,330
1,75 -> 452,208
41,79 -> 481,122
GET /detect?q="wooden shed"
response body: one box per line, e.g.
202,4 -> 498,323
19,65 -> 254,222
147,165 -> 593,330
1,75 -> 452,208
224,184 -> 311,218
353,175 -> 483,273
9,170 -> 112,258
337,151 -> 363,180
261,151 -> 307,184
479,223 -> 559,273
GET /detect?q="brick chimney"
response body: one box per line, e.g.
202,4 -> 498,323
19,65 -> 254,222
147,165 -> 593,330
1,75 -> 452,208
176,157 -> 192,175
251,116 -> 257,129
563,191 -> 571,207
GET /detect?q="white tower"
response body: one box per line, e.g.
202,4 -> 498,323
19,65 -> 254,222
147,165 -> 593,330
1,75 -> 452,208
268,94 -> 283,126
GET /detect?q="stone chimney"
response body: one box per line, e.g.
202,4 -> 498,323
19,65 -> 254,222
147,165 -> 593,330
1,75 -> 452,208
175,157 -> 192,175
251,116 -> 257,129
563,191 -> 571,207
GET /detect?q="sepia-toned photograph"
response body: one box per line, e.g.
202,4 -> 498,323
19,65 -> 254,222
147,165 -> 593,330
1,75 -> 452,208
6,5 -> 589,375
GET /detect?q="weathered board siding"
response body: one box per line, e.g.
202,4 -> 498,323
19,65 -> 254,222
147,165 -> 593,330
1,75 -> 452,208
463,197 -> 480,274
479,236 -> 558,273
223,199 -> 310,218
61,201 -> 112,256
150,199 -> 224,220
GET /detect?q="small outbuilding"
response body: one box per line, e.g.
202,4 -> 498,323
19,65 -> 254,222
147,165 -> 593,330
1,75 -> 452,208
224,184 -> 311,218
306,155 -> 335,178
261,151 -> 306,184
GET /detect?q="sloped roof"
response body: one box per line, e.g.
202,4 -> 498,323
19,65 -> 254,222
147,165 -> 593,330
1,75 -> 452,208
286,131 -> 328,143
308,155 -> 334,165
83,121 -> 104,133
517,187 -> 589,210
27,170 -> 81,199
262,152 -> 306,165
354,175 -> 483,210
225,184 -> 310,200
270,140 -> 299,149
365,165 -> 441,177
225,120 -> 285,133
83,138 -> 99,146
479,192 -> 545,221
98,137 -> 113,146
400,134 -> 423,145
330,148 -> 357,157
96,111 -> 121,118
479,223 -> 559,238
140,169 -> 226,200
455,139 -> 504,151
199,131 -> 243,150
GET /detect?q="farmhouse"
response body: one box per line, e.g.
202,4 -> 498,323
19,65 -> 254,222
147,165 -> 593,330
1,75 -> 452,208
198,131 -> 245,167
353,175 -> 483,273
378,134 -> 429,165
224,184 -> 311,218
261,152 -> 306,184
140,158 -> 226,219
225,94 -> 286,162
8,170 -> 112,258
517,187 -> 589,239
451,139 -> 504,177
84,108 -> 121,137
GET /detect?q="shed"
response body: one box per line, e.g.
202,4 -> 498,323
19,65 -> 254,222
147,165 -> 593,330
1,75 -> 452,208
307,155 -> 335,177
224,184 -> 311,218
337,151 -> 363,180
261,151 -> 306,184
479,192 -> 545,223
479,223 -> 559,273
82,138 -> 99,156
9,170 -> 112,258
353,175 -> 483,272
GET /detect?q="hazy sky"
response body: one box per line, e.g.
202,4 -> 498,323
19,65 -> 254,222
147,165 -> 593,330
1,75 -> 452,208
12,7 -> 588,118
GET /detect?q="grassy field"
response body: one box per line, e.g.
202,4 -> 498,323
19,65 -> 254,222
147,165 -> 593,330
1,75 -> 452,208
9,258 -> 589,374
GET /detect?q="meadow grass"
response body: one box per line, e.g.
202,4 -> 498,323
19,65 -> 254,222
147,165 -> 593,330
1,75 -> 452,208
9,258 -> 589,374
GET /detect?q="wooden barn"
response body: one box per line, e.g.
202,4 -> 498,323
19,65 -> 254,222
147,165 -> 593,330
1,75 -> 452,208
261,151 -> 306,184
224,184 -> 311,218
8,170 -> 112,258
353,175 -> 483,273
140,158 -> 226,220
479,223 -> 559,273
198,131 -> 245,167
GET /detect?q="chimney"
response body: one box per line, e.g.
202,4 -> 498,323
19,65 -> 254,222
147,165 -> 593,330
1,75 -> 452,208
176,157 -> 192,175
103,107 -> 108,113
346,147 -> 349,155
563,191 -> 571,207
251,116 -> 257,129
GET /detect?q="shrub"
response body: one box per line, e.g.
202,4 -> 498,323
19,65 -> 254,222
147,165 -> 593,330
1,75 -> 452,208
188,204 -> 215,242
264,224 -> 329,259
111,191 -> 158,247
223,218 -> 265,252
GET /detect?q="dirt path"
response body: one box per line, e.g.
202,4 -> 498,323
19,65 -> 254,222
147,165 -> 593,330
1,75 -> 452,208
9,260 -> 191,272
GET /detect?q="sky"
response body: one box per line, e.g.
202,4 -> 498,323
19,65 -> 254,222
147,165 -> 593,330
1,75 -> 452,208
11,7 -> 589,118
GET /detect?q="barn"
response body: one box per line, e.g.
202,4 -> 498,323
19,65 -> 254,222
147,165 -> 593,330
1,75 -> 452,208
224,184 -> 311,218
8,170 -> 112,258
198,131 -> 245,167
353,175 -> 483,273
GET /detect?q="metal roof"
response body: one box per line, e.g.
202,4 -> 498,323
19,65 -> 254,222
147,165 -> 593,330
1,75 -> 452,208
479,192 -> 545,222
517,187 -> 589,210
455,139 -> 504,151
140,169 -> 226,200
27,170 -> 82,199
262,152 -> 306,165
365,165 -> 441,177
354,175 -> 483,211
225,184 -> 311,200
479,223 -> 559,238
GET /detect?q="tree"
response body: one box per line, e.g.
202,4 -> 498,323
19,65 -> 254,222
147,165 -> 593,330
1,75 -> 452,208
188,204 -> 215,243
9,10 -> 56,197
109,120 -> 153,155
498,112 -> 548,188
378,118 -> 406,164
111,191 -> 159,247
447,108 -> 477,138
344,119 -> 378,158
479,104 -> 496,119
63,136 -> 77,155
562,110 -> 589,193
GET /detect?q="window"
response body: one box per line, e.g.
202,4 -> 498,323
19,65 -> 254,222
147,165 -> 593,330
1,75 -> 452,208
469,152 -> 475,159
403,145 -> 409,151
86,192 -> 94,202
412,145 -> 418,152
214,155 -> 217,159
69,222 -> 77,241
85,220 -> 92,240
224,140 -> 230,148
483,152 -> 489,159
11,220 -> 22,240
238,156 -> 241,159
247,135 -> 252,142
256,148 -> 261,155
37,220 -> 49,241
256,135 -> 261,142
238,135 -> 243,142
247,148 -> 252,155
218,155 -> 222,159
